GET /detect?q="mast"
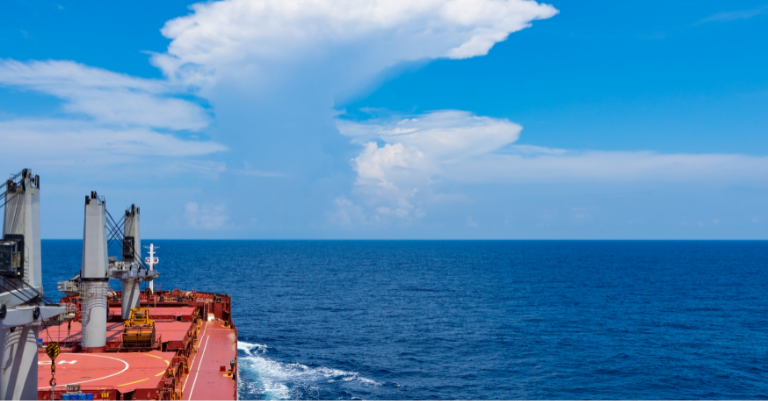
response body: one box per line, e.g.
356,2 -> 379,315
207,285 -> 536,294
145,243 -> 159,293
80,191 -> 109,352
0,169 -> 69,399
120,205 -> 141,320
108,205 -> 158,319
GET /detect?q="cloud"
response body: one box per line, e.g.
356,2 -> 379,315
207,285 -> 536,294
337,110 -> 521,221
697,6 -> 768,24
0,119 -> 224,158
340,110 -> 522,189
231,162 -> 285,178
141,0 -> 559,231
0,60 -> 226,176
0,60 -> 210,130
183,202 -> 229,229
339,110 -> 521,161
0,119 -> 226,176
0,1 -> 563,236
451,148 -> 768,183
327,197 -> 369,226
337,110 -> 768,222
153,0 -> 558,89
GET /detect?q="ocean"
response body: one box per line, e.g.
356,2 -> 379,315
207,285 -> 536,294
42,240 -> 768,399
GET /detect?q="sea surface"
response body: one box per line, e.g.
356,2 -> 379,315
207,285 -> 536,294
41,240 -> 768,399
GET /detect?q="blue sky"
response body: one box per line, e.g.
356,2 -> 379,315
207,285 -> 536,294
1,0 -> 767,239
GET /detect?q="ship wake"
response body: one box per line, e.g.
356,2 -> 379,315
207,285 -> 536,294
237,341 -> 381,400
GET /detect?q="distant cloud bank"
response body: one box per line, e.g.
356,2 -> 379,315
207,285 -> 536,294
334,110 -> 768,224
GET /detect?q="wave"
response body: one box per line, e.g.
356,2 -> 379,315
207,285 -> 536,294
238,341 -> 269,355
237,341 -> 381,400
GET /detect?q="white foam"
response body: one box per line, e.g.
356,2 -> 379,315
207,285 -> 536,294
238,341 -> 269,356
357,377 -> 380,385
237,341 -> 381,399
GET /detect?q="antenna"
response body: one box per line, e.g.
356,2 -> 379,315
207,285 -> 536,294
144,243 -> 159,292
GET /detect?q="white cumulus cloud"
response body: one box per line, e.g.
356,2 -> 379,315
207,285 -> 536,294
153,0 -> 558,89
145,0 -> 559,229
336,110 -> 522,221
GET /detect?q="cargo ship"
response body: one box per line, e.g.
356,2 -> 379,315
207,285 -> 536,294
0,169 -> 238,400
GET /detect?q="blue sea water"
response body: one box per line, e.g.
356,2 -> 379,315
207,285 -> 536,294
41,240 -> 768,399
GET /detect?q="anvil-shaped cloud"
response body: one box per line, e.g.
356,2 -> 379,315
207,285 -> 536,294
153,0 -> 559,89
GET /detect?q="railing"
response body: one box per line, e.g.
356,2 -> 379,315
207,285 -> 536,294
57,280 -> 79,294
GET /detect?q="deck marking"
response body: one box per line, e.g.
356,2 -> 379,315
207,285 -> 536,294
183,321 -> 209,393
36,354 -> 130,389
186,329 -> 210,400
155,360 -> 171,376
118,378 -> 149,387
144,353 -> 163,359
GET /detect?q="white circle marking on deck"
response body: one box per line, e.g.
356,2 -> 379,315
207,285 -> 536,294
37,353 -> 130,389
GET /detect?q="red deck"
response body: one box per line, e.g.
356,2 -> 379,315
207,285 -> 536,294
38,351 -> 175,396
38,290 -> 238,400
109,306 -> 196,320
41,321 -> 194,347
182,321 -> 238,400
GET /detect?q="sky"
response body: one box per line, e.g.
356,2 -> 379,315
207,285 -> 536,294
1,0 -> 767,239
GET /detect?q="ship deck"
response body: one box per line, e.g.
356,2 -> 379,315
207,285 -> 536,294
38,290 -> 238,400
182,321 -> 238,400
42,321 -> 193,346
109,306 -> 196,320
38,351 -> 175,395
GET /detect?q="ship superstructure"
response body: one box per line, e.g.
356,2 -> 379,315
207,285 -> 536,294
1,169 -> 238,400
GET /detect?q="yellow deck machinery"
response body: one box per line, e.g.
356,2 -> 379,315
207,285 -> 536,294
122,307 -> 156,348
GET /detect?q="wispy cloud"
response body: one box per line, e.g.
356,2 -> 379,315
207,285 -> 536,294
0,119 -> 225,158
327,198 -> 369,226
184,202 -> 229,230
0,60 -> 226,176
231,162 -> 285,178
0,59 -> 210,130
698,5 -> 768,24
450,149 -> 768,183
